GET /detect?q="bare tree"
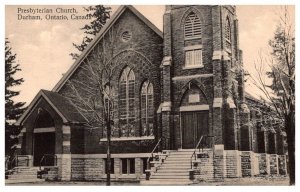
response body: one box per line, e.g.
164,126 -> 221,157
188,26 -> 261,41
65,26 -> 123,185
251,6 -> 295,185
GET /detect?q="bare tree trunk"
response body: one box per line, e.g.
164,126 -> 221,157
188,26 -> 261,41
286,113 -> 295,185
106,120 -> 111,186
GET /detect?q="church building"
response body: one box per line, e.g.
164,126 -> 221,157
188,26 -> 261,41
14,5 -> 287,183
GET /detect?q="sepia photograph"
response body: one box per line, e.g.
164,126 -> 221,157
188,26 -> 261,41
4,2 -> 295,187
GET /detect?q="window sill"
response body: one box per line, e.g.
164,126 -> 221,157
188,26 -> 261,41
184,36 -> 202,41
100,136 -> 155,142
183,65 -> 204,70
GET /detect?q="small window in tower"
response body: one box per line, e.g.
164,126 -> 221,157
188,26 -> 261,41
184,12 -> 202,39
121,31 -> 132,42
225,17 -> 231,50
185,49 -> 203,68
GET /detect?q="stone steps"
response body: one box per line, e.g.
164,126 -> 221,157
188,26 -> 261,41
6,167 -> 43,182
155,169 -> 189,173
5,178 -> 45,184
142,149 -> 215,185
146,150 -> 193,183
152,172 -> 189,176
140,179 -> 193,185
8,175 -> 38,180
151,175 -> 190,179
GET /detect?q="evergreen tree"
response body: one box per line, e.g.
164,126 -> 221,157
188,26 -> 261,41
5,38 -> 26,158
70,5 -> 111,60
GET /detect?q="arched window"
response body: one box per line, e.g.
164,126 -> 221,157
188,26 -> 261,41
103,85 -> 117,137
119,67 -> 135,137
225,17 -> 231,43
104,85 -> 114,120
141,80 -> 154,136
184,12 -> 203,68
184,12 -> 202,39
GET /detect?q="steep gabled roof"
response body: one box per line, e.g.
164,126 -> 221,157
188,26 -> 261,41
15,90 -> 86,126
52,5 -> 163,92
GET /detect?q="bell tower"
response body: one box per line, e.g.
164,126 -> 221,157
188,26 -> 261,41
160,5 -> 251,153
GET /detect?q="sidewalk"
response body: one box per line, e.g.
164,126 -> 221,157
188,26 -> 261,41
5,176 -> 289,186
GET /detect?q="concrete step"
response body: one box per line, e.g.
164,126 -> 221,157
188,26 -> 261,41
160,164 -> 191,168
151,175 -> 190,179
8,175 -> 38,180
5,178 -> 44,184
161,162 -> 191,166
156,169 -> 189,173
13,167 -> 40,171
166,156 -> 191,159
153,172 -> 189,176
140,179 -> 193,185
169,152 -> 194,155
159,166 -> 190,170
164,159 -> 190,162
11,169 -> 39,174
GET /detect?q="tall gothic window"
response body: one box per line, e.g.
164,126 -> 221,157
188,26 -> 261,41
119,67 -> 135,137
225,17 -> 231,49
103,85 -> 117,137
141,80 -> 154,136
184,12 -> 203,68
104,85 -> 114,119
184,12 -> 202,39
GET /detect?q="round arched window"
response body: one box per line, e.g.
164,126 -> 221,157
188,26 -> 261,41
121,31 -> 132,42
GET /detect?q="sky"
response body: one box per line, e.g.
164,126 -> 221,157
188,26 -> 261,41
5,5 -> 295,105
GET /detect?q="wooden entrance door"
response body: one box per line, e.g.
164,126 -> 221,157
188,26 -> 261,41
33,132 -> 56,166
181,111 -> 209,149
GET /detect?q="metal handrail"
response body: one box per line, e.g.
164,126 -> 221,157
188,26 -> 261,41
190,136 -> 204,169
9,155 -> 18,170
146,137 -> 163,170
39,154 -> 57,170
190,135 -> 214,169
5,156 -> 10,171
7,155 -> 30,171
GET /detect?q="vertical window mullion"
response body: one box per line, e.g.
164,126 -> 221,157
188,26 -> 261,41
126,75 -> 129,135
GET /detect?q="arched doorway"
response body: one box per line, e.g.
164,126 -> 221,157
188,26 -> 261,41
33,108 -> 56,166
180,84 -> 209,149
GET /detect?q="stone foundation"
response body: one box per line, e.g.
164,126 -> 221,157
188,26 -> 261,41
193,150 -> 214,182
257,153 -> 268,175
240,151 -> 253,177
69,154 -> 149,181
269,154 -> 278,175
57,154 -> 71,181
43,167 -> 59,181
278,155 -> 287,175
225,150 -> 241,178
71,157 -> 103,181
213,145 -> 225,181
252,153 -> 260,175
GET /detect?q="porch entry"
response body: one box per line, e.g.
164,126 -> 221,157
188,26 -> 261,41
181,111 -> 209,149
33,132 -> 56,166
